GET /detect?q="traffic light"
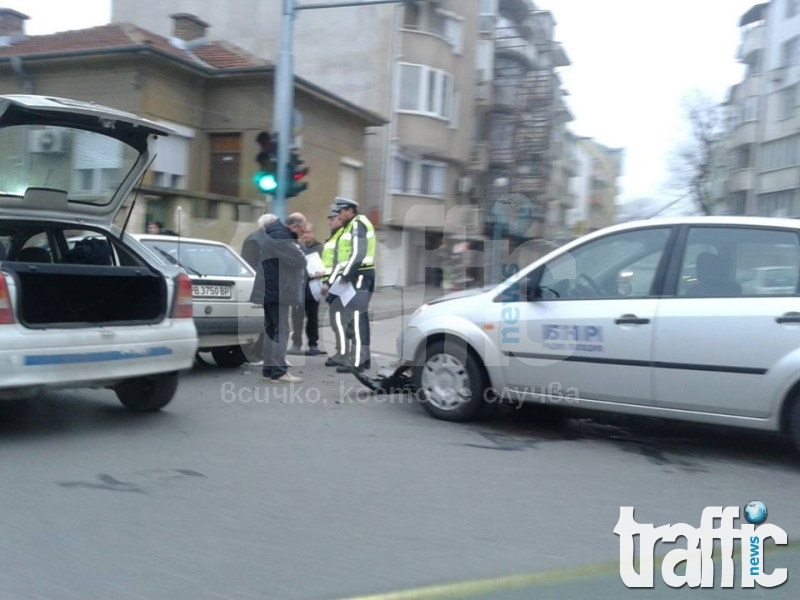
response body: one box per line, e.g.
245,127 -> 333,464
287,151 -> 309,198
253,131 -> 278,194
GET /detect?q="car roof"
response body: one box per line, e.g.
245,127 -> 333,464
608,215 -> 800,231
131,233 -> 235,248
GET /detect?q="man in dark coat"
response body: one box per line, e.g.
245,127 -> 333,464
241,214 -> 277,271
249,214 -> 307,383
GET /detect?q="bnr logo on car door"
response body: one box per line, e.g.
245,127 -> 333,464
542,324 -> 604,353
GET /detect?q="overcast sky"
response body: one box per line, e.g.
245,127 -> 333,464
5,0 -> 758,206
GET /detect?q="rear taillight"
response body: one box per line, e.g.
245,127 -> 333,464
171,273 -> 194,319
0,273 -> 14,325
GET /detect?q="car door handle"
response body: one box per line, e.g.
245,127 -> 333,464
776,312 -> 800,324
615,314 -> 650,325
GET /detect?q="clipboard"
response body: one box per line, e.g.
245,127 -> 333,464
329,279 -> 356,306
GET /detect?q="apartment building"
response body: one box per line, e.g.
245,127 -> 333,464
0,10 -> 384,243
715,0 -> 800,217
564,135 -> 624,233
112,0 -> 479,287
468,1 -> 573,244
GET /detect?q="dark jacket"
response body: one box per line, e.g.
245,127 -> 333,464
241,228 -> 265,271
249,221 -> 307,306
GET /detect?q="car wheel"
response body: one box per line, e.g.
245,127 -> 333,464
212,346 -> 247,368
115,372 -> 179,413
413,338 -> 491,422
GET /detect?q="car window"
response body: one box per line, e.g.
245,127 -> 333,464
141,240 -> 252,277
537,227 -> 671,300
678,226 -> 800,297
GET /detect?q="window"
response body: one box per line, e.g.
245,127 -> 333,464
479,0 -> 497,32
399,64 -> 423,110
782,36 -> 800,67
476,40 -> 494,82
151,129 -> 190,190
489,113 -> 515,150
391,155 -> 413,193
397,63 -> 456,121
787,0 -> 799,18
392,155 -> 447,198
743,96 -> 758,121
420,162 -> 446,197
757,189 -> 796,217
678,226 -> 800,297
339,162 -> 361,202
208,133 -> 241,197
403,1 -> 420,29
535,227 -> 672,300
734,144 -> 752,169
760,135 -> 800,171
780,85 -> 796,120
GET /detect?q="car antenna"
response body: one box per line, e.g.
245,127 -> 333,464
120,151 -> 157,239
177,205 -> 183,273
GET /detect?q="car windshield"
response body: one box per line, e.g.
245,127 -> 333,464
0,124 -> 140,206
140,239 -> 253,277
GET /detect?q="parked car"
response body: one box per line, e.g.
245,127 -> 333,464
0,94 -> 198,411
394,216 -> 800,452
132,234 -> 263,368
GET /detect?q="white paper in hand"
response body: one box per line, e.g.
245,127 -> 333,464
308,279 -> 323,302
330,279 -> 356,306
305,253 -> 325,278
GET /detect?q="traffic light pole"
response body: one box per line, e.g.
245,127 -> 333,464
271,0 -> 296,221
271,0 -> 405,221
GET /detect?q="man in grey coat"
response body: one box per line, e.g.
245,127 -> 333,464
249,213 -> 307,383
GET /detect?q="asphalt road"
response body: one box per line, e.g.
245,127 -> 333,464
1,330 -> 800,599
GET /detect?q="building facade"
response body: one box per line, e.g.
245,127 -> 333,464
111,0 -> 480,286
714,0 -> 800,217
0,10 -> 384,247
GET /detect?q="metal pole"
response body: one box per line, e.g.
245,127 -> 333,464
272,0 -> 296,222
272,0 -> 404,222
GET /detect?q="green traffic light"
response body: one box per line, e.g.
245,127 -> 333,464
254,171 -> 278,193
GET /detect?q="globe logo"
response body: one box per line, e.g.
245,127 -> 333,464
487,193 -> 536,238
744,500 -> 768,525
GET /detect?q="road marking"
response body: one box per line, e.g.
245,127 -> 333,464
332,540 -> 800,600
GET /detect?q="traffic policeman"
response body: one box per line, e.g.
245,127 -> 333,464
328,197 -> 376,373
321,206 -> 346,367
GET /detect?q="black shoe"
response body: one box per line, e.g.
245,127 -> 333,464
326,356 -> 341,367
306,347 -> 321,356
336,365 -> 351,373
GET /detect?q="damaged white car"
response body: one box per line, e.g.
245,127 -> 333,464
0,95 -> 198,411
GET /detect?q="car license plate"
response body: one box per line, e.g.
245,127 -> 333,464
193,285 -> 232,299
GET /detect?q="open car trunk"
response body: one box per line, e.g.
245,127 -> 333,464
3,263 -> 167,328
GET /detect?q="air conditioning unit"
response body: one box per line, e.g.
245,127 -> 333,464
30,129 -> 65,153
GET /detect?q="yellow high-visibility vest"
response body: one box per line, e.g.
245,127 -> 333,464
321,228 -> 343,276
334,215 -> 376,275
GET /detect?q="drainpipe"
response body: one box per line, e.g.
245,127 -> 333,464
10,56 -> 34,94
382,3 -> 402,286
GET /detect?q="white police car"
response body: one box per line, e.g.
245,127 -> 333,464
396,216 -> 800,451
0,95 -> 198,411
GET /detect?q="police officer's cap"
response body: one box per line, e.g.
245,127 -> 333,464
327,209 -> 339,219
334,197 -> 358,211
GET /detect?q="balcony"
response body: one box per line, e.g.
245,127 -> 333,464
729,168 -> 755,193
494,19 -> 538,69
737,23 -> 765,63
499,0 -> 534,24
732,120 -> 758,145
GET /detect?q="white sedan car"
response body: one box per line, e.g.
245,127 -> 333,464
0,94 -> 198,411
394,216 -> 800,452
133,234 -> 263,368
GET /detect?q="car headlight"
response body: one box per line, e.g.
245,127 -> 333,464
412,303 -> 429,317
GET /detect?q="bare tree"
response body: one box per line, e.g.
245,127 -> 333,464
667,89 -> 724,216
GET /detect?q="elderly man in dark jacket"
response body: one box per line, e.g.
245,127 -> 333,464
249,213 -> 308,384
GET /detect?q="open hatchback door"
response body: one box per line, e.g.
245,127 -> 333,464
0,94 -> 177,225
